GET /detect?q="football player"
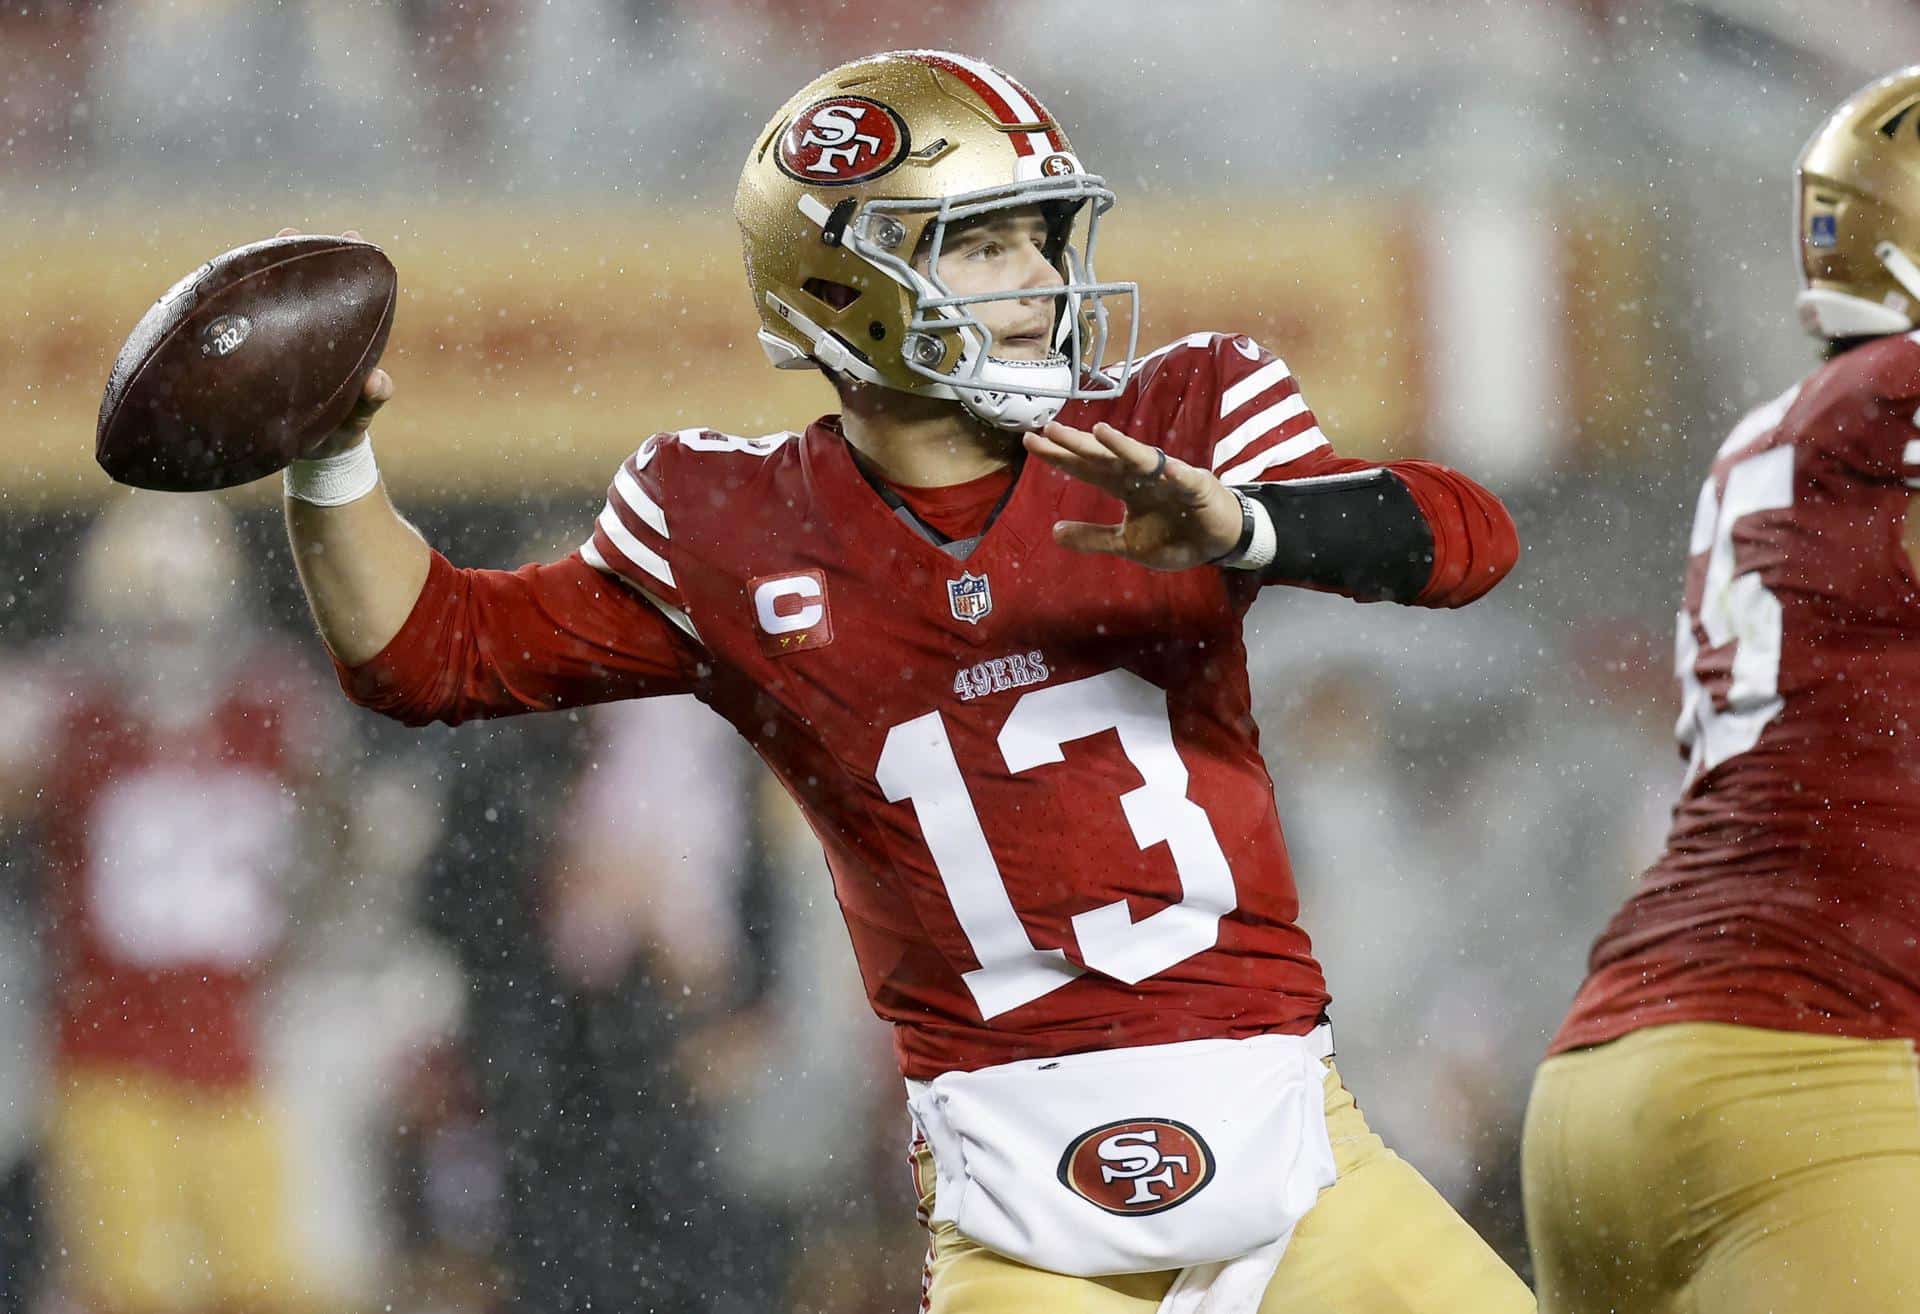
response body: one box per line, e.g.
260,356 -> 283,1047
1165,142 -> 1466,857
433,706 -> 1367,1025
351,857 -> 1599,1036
281,51 -> 1527,1312
1524,66 -> 1920,1314
0,494 -> 332,1314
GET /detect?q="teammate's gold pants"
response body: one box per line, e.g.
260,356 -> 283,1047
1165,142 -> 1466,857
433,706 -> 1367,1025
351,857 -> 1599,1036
1523,1021 -> 1920,1314
916,1061 -> 1534,1313
44,1063 -> 312,1314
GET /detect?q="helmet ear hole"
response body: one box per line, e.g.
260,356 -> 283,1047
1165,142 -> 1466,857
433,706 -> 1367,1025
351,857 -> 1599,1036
1878,96 -> 1920,139
1040,200 -> 1078,266
801,278 -> 862,311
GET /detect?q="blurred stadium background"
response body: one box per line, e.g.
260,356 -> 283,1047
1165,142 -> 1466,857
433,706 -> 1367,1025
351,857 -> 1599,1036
3,1 -> 1914,1311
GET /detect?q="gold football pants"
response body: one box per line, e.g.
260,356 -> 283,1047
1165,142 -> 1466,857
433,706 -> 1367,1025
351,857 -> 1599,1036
916,1062 -> 1535,1313
45,1064 -> 312,1314
1523,1021 -> 1920,1314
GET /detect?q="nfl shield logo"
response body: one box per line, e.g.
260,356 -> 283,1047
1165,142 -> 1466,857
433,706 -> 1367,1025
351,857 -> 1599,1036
948,572 -> 993,625
1810,213 -> 1838,249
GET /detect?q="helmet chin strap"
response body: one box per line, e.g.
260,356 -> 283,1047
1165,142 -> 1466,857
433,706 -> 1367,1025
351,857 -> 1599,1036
952,351 -> 1074,431
1877,240 -> 1920,309
1796,287 -> 1913,338
1795,240 -> 1920,340
770,284 -> 1069,428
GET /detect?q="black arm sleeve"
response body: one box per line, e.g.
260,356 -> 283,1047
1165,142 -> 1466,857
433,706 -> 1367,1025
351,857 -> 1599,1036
1243,469 -> 1436,601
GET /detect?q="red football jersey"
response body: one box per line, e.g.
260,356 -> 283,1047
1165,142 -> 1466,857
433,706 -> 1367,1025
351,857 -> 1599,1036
1555,333 -> 1920,1053
345,333 -> 1516,1079
39,655 -> 322,1086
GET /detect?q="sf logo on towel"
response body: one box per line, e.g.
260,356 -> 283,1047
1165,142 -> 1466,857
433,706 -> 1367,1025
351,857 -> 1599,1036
1057,1118 -> 1216,1215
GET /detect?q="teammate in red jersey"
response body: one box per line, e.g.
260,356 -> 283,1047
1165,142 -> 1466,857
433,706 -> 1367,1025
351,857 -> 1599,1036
281,50 -> 1524,1312
1525,67 -> 1920,1314
0,494 -> 334,1314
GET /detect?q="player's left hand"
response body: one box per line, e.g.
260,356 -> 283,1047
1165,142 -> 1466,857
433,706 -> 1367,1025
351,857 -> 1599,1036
1025,420 -> 1243,570
276,227 -> 392,459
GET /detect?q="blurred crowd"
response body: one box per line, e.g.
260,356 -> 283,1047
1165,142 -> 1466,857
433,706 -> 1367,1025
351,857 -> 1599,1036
3,0 -> 1916,1311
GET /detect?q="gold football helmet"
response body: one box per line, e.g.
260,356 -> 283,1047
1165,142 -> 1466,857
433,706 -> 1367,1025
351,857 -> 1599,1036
735,50 -> 1137,430
1796,65 -> 1920,338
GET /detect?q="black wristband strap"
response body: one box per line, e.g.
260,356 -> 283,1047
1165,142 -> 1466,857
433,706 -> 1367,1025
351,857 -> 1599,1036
1210,488 -> 1258,565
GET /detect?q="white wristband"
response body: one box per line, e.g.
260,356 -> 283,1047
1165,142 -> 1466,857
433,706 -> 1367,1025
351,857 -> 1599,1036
1219,488 -> 1279,571
285,438 -> 380,506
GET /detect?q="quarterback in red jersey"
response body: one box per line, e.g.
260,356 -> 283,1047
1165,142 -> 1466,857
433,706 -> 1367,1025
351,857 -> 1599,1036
284,50 -> 1524,1312
1525,67 -> 1920,1314
1,495 -> 330,1314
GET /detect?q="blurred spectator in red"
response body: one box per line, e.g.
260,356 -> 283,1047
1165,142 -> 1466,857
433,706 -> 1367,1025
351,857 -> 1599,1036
0,493 -> 344,1314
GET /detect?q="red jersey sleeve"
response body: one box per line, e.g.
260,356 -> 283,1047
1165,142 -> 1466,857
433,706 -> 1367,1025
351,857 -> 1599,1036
579,433 -> 699,638
336,550 -> 706,726
1140,333 -> 1518,607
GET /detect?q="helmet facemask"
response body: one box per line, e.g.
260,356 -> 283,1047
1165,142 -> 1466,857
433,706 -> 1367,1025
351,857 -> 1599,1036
839,174 -> 1139,430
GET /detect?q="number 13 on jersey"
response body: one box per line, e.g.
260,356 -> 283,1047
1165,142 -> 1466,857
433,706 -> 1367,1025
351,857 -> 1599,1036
875,669 -> 1241,1020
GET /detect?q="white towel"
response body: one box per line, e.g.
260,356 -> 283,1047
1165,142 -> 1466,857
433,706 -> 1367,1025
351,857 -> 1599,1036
908,1030 -> 1336,1280
1156,1232 -> 1291,1314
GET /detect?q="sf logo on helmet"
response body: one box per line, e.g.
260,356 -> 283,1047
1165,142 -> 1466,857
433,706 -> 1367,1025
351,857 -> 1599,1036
1056,1118 -> 1216,1216
778,96 -> 910,185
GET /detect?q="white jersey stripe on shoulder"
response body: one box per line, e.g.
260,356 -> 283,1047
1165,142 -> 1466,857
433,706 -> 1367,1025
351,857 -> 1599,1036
596,505 -> 675,589
676,428 -> 794,457
580,539 -> 700,641
1211,394 -> 1310,471
1217,429 -> 1329,484
613,465 -> 668,538
1219,357 -> 1293,419
1714,383 -> 1801,460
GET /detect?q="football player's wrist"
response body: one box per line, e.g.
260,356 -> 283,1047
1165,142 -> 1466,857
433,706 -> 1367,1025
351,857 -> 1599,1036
310,430 -> 371,459
285,435 -> 380,506
1211,488 -> 1277,570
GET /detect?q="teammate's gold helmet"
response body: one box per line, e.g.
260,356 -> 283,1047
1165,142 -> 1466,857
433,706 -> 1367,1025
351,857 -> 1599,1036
735,50 -> 1138,431
1796,65 -> 1920,338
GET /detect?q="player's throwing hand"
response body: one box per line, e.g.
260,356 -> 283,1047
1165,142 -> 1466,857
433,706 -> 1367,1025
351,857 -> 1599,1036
275,226 -> 393,458
1025,419 -> 1245,571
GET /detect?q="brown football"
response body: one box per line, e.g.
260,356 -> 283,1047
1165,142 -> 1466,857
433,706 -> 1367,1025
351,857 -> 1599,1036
96,235 -> 397,491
